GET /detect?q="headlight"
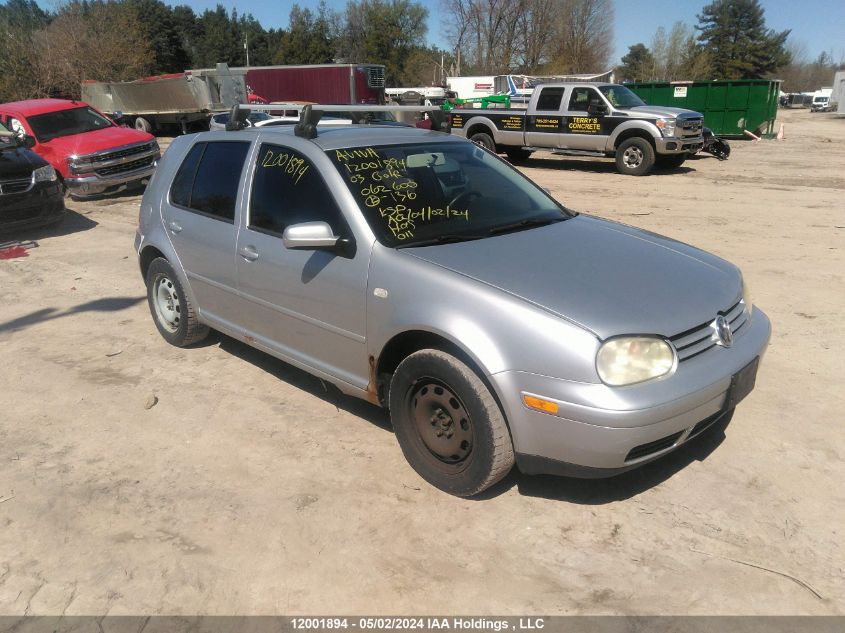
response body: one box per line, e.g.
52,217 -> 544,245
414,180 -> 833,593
742,279 -> 753,319
32,164 -> 57,183
655,118 -> 676,137
596,337 -> 675,386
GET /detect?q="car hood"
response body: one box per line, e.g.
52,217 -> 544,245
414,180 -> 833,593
403,215 -> 740,339
40,126 -> 154,157
0,144 -> 47,178
628,105 -> 702,119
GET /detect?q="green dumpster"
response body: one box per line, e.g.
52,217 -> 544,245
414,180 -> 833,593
625,79 -> 782,138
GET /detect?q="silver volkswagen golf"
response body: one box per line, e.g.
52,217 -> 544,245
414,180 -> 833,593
135,122 -> 770,496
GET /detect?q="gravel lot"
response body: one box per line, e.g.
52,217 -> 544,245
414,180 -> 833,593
1,108 -> 843,615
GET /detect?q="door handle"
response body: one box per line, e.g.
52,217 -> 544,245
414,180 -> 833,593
167,220 -> 182,234
239,245 -> 259,261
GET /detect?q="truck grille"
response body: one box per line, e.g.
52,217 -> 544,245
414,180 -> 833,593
95,156 -> 155,177
0,177 -> 33,195
679,117 -> 703,135
366,66 -> 385,88
89,142 -> 156,164
670,300 -> 748,362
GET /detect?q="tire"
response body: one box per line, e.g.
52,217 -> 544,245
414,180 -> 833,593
389,349 -> 514,496
469,131 -> 496,153
615,137 -> 655,176
145,257 -> 209,347
505,148 -> 532,163
134,117 -> 153,134
656,154 -> 687,170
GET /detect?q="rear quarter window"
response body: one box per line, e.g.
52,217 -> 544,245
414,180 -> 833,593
169,141 -> 251,221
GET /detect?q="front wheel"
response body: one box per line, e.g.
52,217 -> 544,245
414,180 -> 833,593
145,257 -> 208,347
389,350 -> 514,496
615,137 -> 655,176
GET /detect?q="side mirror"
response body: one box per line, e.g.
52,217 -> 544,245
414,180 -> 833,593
282,221 -> 340,250
22,134 -> 36,149
588,103 -> 608,116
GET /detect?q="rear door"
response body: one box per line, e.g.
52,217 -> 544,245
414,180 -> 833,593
161,140 -> 251,332
234,140 -> 371,389
525,86 -> 566,148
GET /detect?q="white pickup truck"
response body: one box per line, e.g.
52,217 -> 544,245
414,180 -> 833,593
449,82 -> 705,175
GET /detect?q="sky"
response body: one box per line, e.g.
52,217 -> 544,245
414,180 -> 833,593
31,0 -> 845,67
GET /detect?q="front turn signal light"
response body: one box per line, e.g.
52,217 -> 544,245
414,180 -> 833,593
522,394 -> 559,415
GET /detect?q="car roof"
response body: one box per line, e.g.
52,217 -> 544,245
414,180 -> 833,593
0,99 -> 89,116
197,125 -> 457,151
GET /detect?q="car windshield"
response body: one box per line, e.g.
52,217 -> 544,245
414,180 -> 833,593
27,106 -> 114,142
599,86 -> 646,108
328,142 -> 572,247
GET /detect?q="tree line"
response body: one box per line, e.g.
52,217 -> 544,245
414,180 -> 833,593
615,0 -> 842,91
1,0 -> 835,104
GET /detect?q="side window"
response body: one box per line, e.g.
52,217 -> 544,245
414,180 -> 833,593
250,144 -> 344,235
568,88 -> 601,111
170,141 -> 251,222
535,87 -> 565,112
170,142 -> 205,208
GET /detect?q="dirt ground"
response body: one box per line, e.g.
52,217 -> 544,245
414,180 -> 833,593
1,108 -> 843,616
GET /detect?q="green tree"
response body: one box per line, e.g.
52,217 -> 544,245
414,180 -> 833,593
696,0 -> 790,79
0,0 -> 52,100
274,2 -> 334,65
617,43 -> 655,82
127,0 -> 191,73
335,0 -> 428,84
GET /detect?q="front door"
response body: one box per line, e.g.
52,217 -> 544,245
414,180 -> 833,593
562,86 -> 610,151
235,141 -> 370,389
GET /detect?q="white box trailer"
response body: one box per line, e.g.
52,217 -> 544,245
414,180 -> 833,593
831,72 -> 845,114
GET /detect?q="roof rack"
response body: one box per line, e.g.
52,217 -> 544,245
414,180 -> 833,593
224,103 -> 448,138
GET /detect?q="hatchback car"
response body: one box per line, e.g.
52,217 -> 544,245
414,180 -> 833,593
135,123 -> 770,496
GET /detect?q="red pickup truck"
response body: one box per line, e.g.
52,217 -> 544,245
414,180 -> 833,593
0,99 -> 160,198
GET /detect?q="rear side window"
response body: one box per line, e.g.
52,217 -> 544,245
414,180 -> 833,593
249,143 -> 344,235
536,87 -> 564,111
169,141 -> 251,221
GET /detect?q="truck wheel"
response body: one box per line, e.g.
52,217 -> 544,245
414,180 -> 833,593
145,258 -> 209,347
135,117 -> 153,134
469,132 -> 496,153
615,137 -> 655,176
506,148 -> 532,163
656,154 -> 687,170
389,349 -> 514,497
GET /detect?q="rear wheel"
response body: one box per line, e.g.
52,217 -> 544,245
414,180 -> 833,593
615,137 -> 655,176
145,257 -> 208,347
656,154 -> 687,170
469,131 -> 496,153
134,117 -> 153,134
389,349 -> 514,497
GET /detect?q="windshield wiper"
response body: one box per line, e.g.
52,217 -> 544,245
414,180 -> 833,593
395,233 -> 486,248
487,216 -> 564,236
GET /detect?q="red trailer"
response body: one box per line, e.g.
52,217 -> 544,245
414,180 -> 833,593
239,64 -> 386,105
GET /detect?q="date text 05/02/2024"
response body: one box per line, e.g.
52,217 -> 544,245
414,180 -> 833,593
290,618 -> 545,631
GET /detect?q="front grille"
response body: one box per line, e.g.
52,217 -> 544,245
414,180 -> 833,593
679,117 -> 703,135
670,300 -> 748,362
626,431 -> 684,462
366,66 -> 385,88
0,177 -> 32,195
95,156 -> 155,177
89,142 -> 155,164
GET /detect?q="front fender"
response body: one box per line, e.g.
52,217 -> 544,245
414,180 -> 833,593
606,121 -> 661,151
366,244 -> 601,384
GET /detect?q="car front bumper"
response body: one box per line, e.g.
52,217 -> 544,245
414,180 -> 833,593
65,162 -> 156,197
655,135 -> 704,154
491,307 -> 771,476
0,181 -> 65,232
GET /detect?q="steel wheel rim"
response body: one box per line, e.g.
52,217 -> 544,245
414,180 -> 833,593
408,380 -> 473,466
623,145 -> 643,168
153,275 -> 181,332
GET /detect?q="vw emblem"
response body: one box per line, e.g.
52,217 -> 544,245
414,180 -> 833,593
713,315 -> 733,347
